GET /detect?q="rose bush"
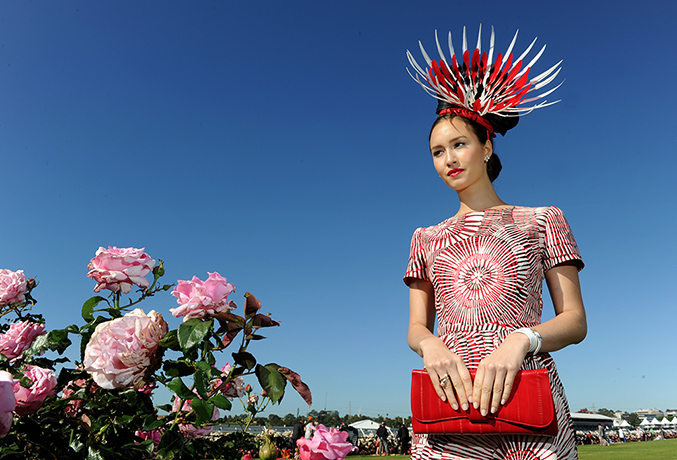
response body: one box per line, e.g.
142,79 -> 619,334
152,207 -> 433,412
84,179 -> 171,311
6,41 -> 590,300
0,246 -> 312,459
170,272 -> 235,321
87,246 -> 156,294
13,365 -> 57,415
171,392 -> 220,439
297,424 -> 356,460
0,269 -> 26,308
83,308 -> 169,390
0,321 -> 45,361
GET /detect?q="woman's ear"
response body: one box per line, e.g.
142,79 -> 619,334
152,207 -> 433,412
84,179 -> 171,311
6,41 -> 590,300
484,140 -> 494,156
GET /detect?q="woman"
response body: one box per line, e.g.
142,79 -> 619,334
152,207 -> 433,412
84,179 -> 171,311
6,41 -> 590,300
404,27 -> 587,459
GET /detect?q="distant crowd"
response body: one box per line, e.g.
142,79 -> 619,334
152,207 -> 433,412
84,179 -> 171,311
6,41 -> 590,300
577,425 -> 676,445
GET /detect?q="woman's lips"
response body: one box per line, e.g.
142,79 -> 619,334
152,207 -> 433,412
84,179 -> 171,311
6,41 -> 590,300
447,168 -> 464,177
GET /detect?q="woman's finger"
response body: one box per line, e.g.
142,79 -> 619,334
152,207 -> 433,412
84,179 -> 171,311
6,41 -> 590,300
449,364 -> 472,410
500,368 -> 520,405
439,373 -> 461,410
489,367 -> 508,414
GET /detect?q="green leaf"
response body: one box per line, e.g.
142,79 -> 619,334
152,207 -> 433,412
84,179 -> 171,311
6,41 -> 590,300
178,318 -> 213,351
47,328 -> 73,354
115,414 -> 134,426
24,333 -> 49,357
232,351 -> 256,370
193,369 -> 208,400
159,329 -> 180,351
209,394 -> 233,411
166,377 -> 194,400
123,439 -> 156,456
82,296 -> 107,322
156,429 -> 184,460
189,398 -> 215,425
195,360 -> 221,378
255,363 -> 286,404
163,360 -> 194,377
142,414 -> 165,431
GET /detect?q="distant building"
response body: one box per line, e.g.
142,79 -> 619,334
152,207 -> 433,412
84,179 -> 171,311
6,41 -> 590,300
570,413 -> 614,431
635,409 -> 663,420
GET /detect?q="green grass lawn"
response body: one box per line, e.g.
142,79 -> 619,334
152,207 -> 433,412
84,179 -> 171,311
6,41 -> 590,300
347,439 -> 677,460
578,438 -> 677,460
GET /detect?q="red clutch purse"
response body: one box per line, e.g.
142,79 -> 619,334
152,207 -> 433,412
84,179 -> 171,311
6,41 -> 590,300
411,369 -> 558,436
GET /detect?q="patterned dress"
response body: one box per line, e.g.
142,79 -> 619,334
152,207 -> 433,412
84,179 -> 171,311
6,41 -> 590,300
404,206 -> 583,460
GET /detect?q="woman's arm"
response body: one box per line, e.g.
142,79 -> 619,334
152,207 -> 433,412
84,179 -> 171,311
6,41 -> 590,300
408,278 -> 473,411
536,262 -> 587,350
472,262 -> 587,416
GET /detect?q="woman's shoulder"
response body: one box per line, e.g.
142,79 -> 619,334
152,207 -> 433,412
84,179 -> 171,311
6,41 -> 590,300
511,205 -> 568,221
512,204 -> 564,214
410,214 -> 460,239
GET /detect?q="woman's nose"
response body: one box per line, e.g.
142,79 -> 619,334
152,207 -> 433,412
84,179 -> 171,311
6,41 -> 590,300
444,151 -> 457,165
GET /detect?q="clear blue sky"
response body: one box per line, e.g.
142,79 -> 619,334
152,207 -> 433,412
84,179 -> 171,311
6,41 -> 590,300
1,0 -> 676,419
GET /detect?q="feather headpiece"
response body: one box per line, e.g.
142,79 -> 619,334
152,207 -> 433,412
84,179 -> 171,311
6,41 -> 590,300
407,25 -> 563,135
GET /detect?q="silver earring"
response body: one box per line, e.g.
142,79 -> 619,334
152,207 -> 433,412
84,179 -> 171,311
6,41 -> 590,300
484,156 -> 490,162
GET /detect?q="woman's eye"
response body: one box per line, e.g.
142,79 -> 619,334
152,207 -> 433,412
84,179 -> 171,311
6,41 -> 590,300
454,142 -> 465,149
432,149 -> 444,157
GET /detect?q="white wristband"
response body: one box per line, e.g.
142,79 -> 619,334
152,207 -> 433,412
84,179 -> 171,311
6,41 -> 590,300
514,327 -> 543,355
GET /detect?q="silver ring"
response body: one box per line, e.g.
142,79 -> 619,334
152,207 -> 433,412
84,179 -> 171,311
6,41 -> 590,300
439,375 -> 449,386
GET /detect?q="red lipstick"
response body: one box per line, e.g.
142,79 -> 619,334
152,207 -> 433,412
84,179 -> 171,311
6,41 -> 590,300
447,168 -> 464,177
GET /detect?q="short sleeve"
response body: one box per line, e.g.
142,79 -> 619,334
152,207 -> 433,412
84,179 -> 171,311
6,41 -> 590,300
404,227 -> 429,286
543,207 -> 584,272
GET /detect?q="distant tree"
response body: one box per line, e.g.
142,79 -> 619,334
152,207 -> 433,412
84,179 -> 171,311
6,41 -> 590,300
282,413 -> 297,426
597,408 -> 615,418
627,413 -> 640,427
268,414 -> 284,426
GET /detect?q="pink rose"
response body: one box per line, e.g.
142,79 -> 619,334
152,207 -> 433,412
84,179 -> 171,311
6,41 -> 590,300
0,321 -> 46,362
83,308 -> 168,390
0,371 -> 16,438
87,246 -> 156,294
211,363 -> 246,400
135,429 -> 162,447
14,365 -> 57,415
297,424 -> 356,460
170,272 -> 235,321
171,393 -> 219,439
61,378 -> 88,417
241,452 -> 253,460
0,269 -> 27,307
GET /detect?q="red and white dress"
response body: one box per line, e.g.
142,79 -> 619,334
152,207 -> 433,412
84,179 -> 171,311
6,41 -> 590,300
404,206 -> 583,460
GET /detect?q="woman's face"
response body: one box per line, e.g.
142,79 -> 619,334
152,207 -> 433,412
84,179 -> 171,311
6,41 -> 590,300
429,118 -> 492,193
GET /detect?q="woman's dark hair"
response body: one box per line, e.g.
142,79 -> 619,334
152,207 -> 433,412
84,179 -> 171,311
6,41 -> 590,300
429,114 -> 503,182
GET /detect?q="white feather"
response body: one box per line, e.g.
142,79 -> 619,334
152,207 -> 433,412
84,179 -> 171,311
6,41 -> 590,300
418,41 -> 433,67
530,60 -> 562,83
503,29 -> 519,67
515,43 -> 546,80
462,26 -> 468,54
513,37 -> 537,67
435,30 -> 447,64
448,31 -> 456,60
531,67 -> 562,90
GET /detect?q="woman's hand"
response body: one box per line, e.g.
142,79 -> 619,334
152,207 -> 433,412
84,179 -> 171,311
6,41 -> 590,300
420,336 -> 473,410
408,279 -> 473,410
472,332 -> 530,416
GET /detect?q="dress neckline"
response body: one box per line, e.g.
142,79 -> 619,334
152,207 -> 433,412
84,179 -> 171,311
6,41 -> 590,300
453,205 -> 516,219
